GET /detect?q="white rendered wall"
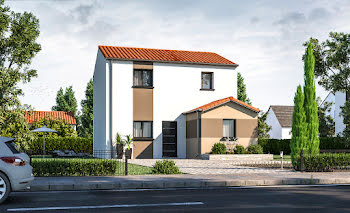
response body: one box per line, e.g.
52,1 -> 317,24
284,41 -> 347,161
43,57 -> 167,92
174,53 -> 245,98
281,127 -> 292,139
265,108 -> 282,139
335,91 -> 346,136
153,63 -> 237,158
93,50 -> 109,154
321,92 -> 335,120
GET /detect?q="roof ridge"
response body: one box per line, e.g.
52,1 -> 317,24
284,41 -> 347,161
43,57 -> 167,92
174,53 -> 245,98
98,45 -> 216,54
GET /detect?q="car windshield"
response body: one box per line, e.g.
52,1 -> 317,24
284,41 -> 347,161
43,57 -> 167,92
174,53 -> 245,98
5,141 -> 22,154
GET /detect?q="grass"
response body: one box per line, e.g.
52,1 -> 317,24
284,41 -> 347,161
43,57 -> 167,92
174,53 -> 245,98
31,158 -> 153,176
273,155 -> 291,161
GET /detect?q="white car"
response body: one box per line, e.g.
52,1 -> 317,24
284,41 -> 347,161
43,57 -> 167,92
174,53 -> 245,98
0,136 -> 34,204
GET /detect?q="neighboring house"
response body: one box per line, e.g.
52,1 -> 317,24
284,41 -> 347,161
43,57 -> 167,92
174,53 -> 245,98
321,91 -> 346,136
93,45 -> 260,159
265,106 -> 293,139
24,111 -> 77,129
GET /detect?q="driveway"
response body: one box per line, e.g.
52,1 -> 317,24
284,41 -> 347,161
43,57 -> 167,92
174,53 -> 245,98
129,159 -> 291,174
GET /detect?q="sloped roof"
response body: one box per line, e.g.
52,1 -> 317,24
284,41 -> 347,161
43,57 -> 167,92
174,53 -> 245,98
186,96 -> 260,114
269,105 -> 294,128
24,111 -> 77,125
98,46 -> 237,66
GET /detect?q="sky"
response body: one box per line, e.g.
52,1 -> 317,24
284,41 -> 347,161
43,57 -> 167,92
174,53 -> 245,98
6,0 -> 350,112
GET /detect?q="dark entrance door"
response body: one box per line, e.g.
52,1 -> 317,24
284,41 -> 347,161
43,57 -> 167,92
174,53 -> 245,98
162,121 -> 177,157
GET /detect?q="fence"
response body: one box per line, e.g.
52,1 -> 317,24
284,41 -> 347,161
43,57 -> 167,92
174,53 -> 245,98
25,149 -> 130,176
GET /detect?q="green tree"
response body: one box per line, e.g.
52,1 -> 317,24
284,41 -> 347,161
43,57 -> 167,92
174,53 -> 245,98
78,79 -> 93,138
341,101 -> 350,140
258,111 -> 271,139
30,117 -> 77,137
237,72 -> 252,105
0,0 -> 41,149
303,43 -> 320,154
290,85 -> 307,166
52,86 -> 78,116
317,97 -> 335,137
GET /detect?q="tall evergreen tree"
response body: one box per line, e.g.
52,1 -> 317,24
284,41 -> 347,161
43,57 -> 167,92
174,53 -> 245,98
52,86 -> 78,116
303,43 -> 320,154
237,72 -> 252,105
78,79 -> 93,138
290,85 -> 307,166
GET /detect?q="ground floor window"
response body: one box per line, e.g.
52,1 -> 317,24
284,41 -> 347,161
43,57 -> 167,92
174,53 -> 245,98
223,119 -> 235,138
133,121 -> 153,139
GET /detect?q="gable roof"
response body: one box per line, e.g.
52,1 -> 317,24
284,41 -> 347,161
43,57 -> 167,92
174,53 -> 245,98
269,105 -> 294,128
98,46 -> 237,67
24,111 -> 77,125
185,96 -> 260,114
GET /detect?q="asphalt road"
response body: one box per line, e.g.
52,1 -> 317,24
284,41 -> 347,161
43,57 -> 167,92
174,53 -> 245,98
2,185 -> 350,212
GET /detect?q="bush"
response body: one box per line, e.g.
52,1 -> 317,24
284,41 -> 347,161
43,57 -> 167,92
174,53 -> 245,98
247,144 -> 263,154
319,137 -> 349,149
211,143 -> 227,154
234,145 -> 246,154
32,158 -> 120,176
28,136 -> 92,153
297,153 -> 350,172
152,160 -> 181,174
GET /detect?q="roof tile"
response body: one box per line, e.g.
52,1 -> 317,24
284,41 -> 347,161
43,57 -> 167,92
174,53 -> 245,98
24,111 -> 77,125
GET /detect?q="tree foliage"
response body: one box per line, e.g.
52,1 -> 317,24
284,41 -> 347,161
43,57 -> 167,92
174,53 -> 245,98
78,79 -> 93,138
341,100 -> 350,140
52,86 -> 78,116
290,85 -> 307,166
0,0 -> 41,149
317,97 -> 335,137
30,117 -> 77,137
258,111 -> 271,139
237,72 -> 252,105
303,43 -> 320,154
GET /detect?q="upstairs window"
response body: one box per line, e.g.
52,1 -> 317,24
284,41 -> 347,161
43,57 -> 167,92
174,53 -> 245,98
133,121 -> 153,139
133,70 -> 153,87
223,119 -> 235,138
201,72 -> 213,90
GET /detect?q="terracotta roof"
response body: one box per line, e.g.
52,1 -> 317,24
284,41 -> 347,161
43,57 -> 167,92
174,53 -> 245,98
24,111 -> 77,125
186,96 -> 260,114
98,46 -> 237,66
269,105 -> 294,128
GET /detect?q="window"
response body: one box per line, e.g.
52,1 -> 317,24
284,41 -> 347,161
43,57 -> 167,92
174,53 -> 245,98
133,70 -> 153,87
201,72 -> 213,90
223,119 -> 235,138
133,121 -> 153,139
5,141 -> 22,154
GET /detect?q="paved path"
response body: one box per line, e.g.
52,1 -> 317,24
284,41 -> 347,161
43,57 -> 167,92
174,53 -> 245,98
129,159 -> 292,174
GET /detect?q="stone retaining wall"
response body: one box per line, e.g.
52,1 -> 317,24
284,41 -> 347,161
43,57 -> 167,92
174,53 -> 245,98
201,154 -> 274,161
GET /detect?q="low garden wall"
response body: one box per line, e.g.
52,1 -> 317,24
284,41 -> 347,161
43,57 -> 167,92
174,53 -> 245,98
201,154 -> 274,161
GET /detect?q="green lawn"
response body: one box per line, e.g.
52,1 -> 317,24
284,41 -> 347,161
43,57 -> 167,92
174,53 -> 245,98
31,158 -> 153,176
273,155 -> 291,161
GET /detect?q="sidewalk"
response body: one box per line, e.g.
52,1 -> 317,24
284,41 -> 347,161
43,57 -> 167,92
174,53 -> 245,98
30,172 -> 350,191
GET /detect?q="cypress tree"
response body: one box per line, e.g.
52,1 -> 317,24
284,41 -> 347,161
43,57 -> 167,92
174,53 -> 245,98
290,85 -> 307,166
303,43 -> 320,154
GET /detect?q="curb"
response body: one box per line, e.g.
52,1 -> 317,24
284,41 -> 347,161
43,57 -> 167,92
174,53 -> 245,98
29,178 -> 350,192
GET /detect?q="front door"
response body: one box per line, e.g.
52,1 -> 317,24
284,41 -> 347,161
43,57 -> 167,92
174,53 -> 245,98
162,121 -> 177,157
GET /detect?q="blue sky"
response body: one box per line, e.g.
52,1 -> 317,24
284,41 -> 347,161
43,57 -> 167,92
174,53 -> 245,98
7,0 -> 350,112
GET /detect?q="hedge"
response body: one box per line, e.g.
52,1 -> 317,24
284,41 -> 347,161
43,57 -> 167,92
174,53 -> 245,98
297,153 -> 350,172
28,136 -> 93,153
258,137 -> 350,154
32,158 -> 152,176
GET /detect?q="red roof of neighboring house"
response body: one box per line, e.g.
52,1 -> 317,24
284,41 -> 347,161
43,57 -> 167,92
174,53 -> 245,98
186,96 -> 260,113
24,111 -> 77,125
98,46 -> 237,66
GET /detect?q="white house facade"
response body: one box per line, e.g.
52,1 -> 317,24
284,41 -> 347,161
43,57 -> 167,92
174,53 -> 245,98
321,91 -> 346,136
93,46 -> 260,159
265,106 -> 293,139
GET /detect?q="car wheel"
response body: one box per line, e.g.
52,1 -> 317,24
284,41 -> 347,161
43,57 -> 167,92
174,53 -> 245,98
0,172 -> 11,204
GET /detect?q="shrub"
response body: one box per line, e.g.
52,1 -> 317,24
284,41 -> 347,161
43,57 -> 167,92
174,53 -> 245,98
152,160 -> 181,174
28,136 -> 92,153
297,153 -> 350,172
211,143 -> 226,154
234,145 -> 246,154
247,144 -> 263,154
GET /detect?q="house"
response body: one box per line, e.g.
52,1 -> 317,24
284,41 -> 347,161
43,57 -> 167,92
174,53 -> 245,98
265,106 -> 293,139
93,45 -> 260,159
24,111 -> 77,129
321,91 -> 347,136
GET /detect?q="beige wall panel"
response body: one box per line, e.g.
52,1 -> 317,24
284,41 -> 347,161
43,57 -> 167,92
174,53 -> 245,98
202,102 -> 258,119
236,119 -> 258,138
133,61 -> 153,70
133,88 -> 153,121
201,137 -> 222,154
133,141 -> 153,159
201,119 -> 222,138
236,137 -> 258,148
